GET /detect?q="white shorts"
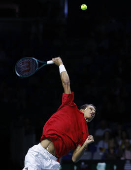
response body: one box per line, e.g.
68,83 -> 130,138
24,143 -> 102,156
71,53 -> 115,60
22,143 -> 61,170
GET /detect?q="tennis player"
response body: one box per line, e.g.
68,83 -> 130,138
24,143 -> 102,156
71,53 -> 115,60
23,57 -> 96,170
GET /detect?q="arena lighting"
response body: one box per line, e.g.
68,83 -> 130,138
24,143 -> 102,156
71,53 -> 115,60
64,0 -> 68,18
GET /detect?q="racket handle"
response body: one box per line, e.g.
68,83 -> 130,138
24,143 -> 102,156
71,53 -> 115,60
47,60 -> 54,65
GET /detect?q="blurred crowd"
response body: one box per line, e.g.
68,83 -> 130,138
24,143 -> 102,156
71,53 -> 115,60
75,119 -> 131,161
0,12 -> 131,169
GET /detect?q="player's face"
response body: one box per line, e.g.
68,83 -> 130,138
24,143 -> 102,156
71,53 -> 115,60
83,105 -> 96,122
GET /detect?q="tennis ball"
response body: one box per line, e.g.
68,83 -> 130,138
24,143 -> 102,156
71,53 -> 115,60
81,4 -> 87,10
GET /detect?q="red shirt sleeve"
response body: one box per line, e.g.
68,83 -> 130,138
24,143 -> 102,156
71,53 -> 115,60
62,92 -> 74,105
57,92 -> 76,111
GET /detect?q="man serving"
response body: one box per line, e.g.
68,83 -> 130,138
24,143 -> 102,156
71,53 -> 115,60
23,57 -> 95,170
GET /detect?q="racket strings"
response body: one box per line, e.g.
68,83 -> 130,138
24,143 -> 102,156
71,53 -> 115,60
15,58 -> 38,77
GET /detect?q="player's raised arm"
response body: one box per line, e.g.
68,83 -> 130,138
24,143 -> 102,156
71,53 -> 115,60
52,57 -> 71,94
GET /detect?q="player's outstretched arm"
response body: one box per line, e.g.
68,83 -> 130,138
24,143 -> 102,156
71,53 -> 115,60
52,57 -> 71,94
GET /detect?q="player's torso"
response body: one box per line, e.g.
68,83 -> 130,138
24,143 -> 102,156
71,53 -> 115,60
42,104 -> 89,157
47,105 -> 88,143
40,138 -> 57,157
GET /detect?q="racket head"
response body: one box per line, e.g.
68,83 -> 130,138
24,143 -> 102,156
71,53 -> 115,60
15,57 -> 39,77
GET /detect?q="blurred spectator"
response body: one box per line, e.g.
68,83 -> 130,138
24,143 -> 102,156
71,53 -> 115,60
118,130 -> 131,150
94,120 -> 111,143
102,138 -> 120,160
114,122 -> 123,144
97,130 -> 112,154
121,139 -> 131,160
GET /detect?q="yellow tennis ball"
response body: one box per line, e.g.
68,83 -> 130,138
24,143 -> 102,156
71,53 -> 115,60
81,4 -> 87,10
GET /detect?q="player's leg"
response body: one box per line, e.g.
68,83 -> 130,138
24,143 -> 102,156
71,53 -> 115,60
23,145 -> 41,170
37,143 -> 61,170
23,144 -> 61,170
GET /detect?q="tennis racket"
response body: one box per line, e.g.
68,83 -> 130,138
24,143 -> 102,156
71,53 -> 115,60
15,57 -> 54,77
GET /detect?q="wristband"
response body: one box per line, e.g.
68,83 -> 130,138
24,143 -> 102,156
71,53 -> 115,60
59,64 -> 66,74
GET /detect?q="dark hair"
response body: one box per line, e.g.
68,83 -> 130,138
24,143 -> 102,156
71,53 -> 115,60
80,104 -> 96,110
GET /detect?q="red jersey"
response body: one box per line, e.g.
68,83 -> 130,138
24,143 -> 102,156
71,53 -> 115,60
40,92 -> 89,159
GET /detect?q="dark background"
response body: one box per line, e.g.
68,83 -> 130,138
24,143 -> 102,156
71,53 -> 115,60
0,0 -> 131,169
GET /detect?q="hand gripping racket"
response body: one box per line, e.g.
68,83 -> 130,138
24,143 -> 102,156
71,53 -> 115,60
15,57 -> 54,77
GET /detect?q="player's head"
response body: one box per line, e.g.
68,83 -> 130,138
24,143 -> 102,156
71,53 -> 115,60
80,104 -> 96,122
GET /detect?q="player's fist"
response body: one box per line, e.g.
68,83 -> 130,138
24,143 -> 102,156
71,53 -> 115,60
84,135 -> 94,146
52,57 -> 63,66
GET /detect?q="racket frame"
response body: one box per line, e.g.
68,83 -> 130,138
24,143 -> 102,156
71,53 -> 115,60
15,57 -> 54,78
